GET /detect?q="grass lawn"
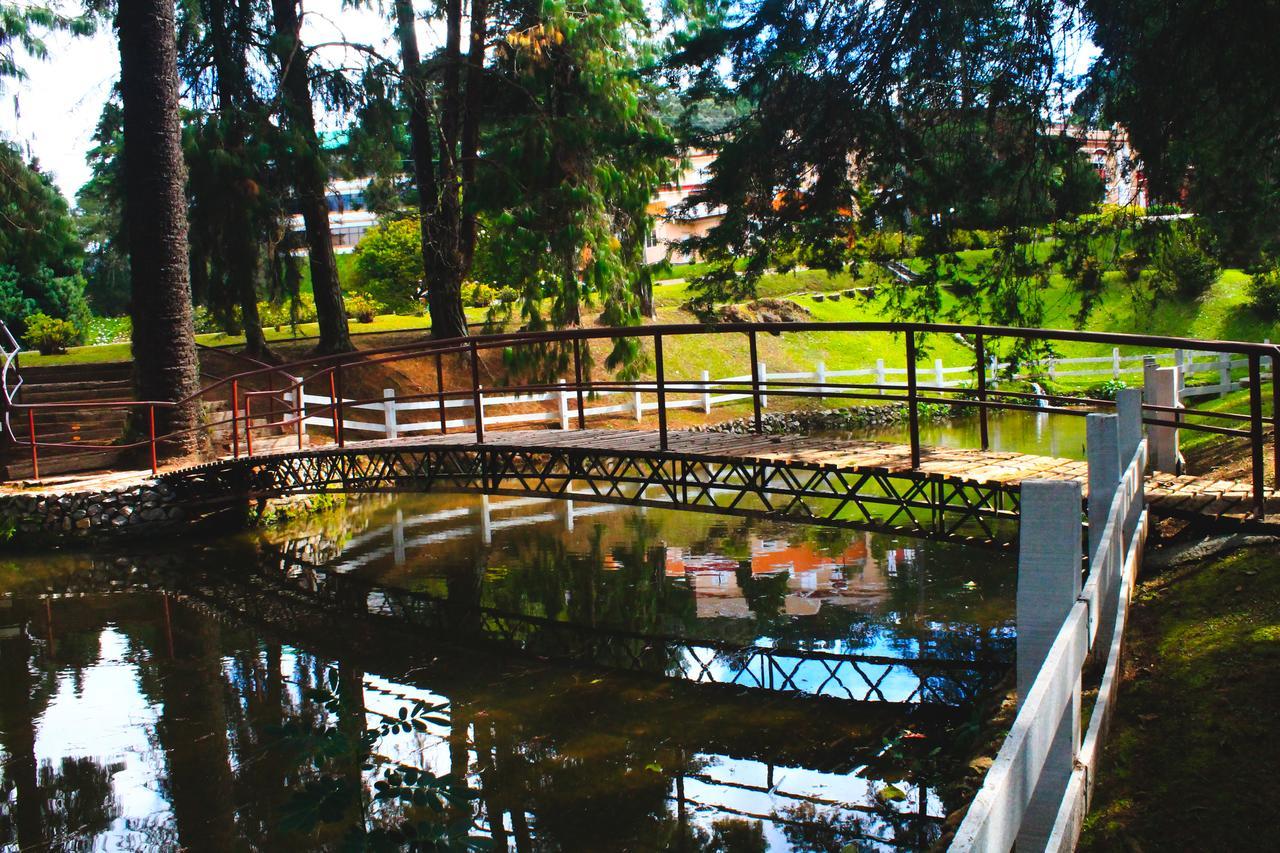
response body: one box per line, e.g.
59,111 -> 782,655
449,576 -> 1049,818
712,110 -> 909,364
1079,542 -> 1280,851
20,307 -> 493,367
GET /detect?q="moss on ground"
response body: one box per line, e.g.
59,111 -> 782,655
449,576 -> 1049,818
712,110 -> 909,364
1079,542 -> 1280,851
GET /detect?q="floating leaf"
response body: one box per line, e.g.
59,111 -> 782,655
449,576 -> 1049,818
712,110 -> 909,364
877,783 -> 907,803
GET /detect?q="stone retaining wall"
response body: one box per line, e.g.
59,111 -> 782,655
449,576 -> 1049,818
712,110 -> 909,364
0,479 -> 192,545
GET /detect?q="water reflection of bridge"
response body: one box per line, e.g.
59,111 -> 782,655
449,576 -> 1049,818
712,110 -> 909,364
0,587 -> 959,850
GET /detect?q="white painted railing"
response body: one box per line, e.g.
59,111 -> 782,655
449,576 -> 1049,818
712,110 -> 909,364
279,345 -> 1258,439
950,389 -> 1149,852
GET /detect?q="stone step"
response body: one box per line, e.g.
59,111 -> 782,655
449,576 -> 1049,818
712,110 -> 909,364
20,379 -> 133,403
18,362 -> 133,385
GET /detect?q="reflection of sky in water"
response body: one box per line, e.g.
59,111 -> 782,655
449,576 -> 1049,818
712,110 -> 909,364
31,628 -> 171,844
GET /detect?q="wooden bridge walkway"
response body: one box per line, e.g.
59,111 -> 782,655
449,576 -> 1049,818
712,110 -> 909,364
217,428 -> 1279,547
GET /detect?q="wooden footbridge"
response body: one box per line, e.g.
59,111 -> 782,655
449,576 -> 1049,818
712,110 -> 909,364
4,320 -> 1280,545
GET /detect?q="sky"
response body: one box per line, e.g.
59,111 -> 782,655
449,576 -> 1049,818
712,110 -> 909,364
0,0 -> 408,202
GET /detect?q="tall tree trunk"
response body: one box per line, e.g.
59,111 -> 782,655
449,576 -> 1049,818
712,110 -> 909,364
416,0 -> 487,341
394,0 -> 447,335
209,0 -> 273,361
118,0 -> 201,457
269,0 -> 351,354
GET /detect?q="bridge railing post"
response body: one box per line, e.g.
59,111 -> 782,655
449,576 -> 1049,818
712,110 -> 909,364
329,369 -> 344,448
470,339 -> 484,444
1016,479 -> 1084,850
748,330 -> 763,432
655,333 -> 668,450
383,388 -> 398,439
573,336 -> 586,430
976,333 -> 989,451
292,375 -> 305,450
148,405 -> 157,475
231,379 -> 240,459
1249,353 -> 1264,516
26,409 -> 37,481
906,330 -> 920,468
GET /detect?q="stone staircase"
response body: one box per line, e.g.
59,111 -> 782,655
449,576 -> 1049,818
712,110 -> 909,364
3,363 -> 134,479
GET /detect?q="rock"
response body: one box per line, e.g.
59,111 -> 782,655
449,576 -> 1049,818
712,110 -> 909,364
74,517 -> 92,530
111,515 -> 128,527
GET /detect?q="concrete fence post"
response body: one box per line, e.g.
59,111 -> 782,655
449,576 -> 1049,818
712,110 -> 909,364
875,358 -> 886,394
1117,386 -> 1146,544
933,358 -> 945,387
634,386 -> 644,422
1218,352 -> 1232,393
383,388 -> 398,439
1087,414 -> 1121,563
1017,479 -> 1084,850
1112,347 -> 1121,379
476,385 -> 486,434
702,370 -> 712,414
759,362 -> 768,408
1174,348 -> 1186,385
815,361 -> 826,403
1047,358 -> 1058,382
558,380 -> 571,430
1145,365 -> 1180,473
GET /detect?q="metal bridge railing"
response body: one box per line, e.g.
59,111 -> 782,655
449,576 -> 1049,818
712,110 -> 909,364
3,319 -> 1278,513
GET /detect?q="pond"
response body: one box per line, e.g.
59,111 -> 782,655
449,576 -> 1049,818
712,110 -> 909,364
0,493 -> 1016,851
859,409 -> 1091,461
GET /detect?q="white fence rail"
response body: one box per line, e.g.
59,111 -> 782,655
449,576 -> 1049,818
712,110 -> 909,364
950,389 -> 1149,852
278,345 -> 1260,439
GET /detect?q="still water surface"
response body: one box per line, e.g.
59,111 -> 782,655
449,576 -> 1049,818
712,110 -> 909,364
1,483 -> 1019,849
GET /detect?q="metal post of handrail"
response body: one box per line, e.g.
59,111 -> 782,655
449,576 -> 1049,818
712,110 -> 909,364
655,333 -> 668,450
976,332 -> 990,451
436,351 -> 447,435
906,330 -> 921,468
245,396 -> 254,457
748,330 -> 763,434
573,336 -> 586,430
1271,350 -> 1279,489
231,379 -> 240,459
294,377 -> 305,450
328,370 -> 344,447
1249,354 -> 1265,516
27,409 -> 38,480
148,405 -> 158,475
470,339 -> 484,444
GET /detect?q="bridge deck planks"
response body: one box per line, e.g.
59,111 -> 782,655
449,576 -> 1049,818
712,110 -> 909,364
337,428 -> 1277,520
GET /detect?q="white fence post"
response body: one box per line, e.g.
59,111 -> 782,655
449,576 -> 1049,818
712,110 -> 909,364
934,358 -> 945,387
1047,358 -> 1058,382
1174,348 -> 1185,384
1146,365 -> 1180,473
558,379 -> 571,430
701,370 -> 712,414
1218,352 -> 1232,393
634,386 -> 644,422
815,360 -> 826,403
758,362 -> 768,408
1087,414 -> 1121,566
1016,479 -> 1084,850
383,388 -> 398,439
477,385 -> 485,434
1117,387 -> 1146,540
875,358 -> 886,395
1112,347 -> 1121,379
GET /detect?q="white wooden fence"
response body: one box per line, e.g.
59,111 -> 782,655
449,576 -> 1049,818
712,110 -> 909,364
279,345 -> 1261,439
950,389 -> 1149,852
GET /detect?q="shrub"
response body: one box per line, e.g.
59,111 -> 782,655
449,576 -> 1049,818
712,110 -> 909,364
1118,250 -> 1144,282
24,312 -> 79,355
1248,268 -> 1280,320
1090,378 -> 1129,401
496,285 -> 520,304
344,292 -> 383,323
1151,228 -> 1220,299
192,305 -> 222,334
463,281 -> 496,307
351,218 -> 423,312
258,294 -> 318,329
